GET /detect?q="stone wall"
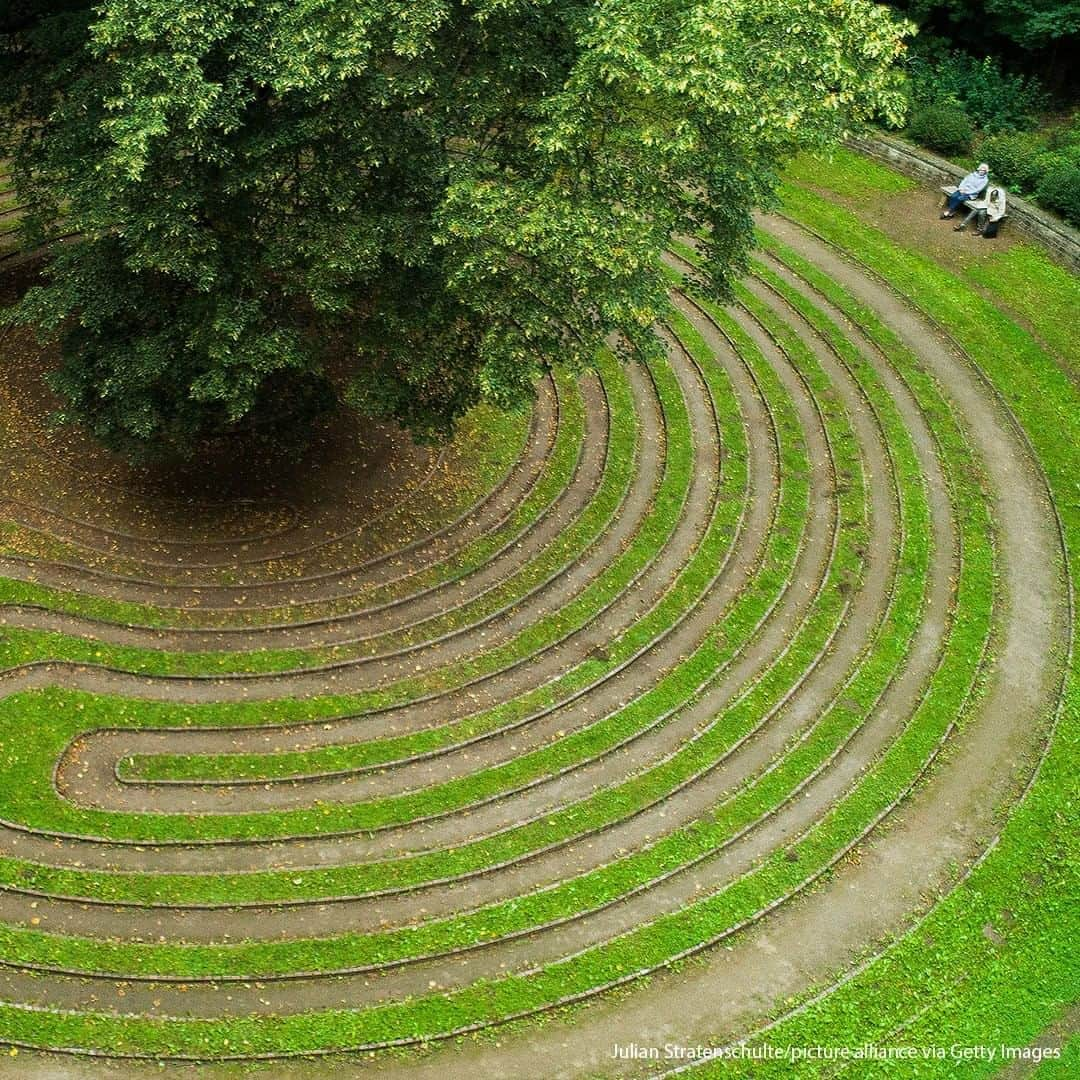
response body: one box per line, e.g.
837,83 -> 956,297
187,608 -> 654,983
847,132 -> 1080,272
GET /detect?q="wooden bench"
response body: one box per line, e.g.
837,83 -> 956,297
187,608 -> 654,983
941,184 -> 987,212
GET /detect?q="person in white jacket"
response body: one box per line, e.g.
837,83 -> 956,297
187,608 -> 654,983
941,163 -> 990,218
954,185 -> 1006,235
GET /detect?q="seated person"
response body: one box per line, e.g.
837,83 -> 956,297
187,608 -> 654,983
941,163 -> 989,217
955,186 -> 1006,235
980,186 -> 1007,238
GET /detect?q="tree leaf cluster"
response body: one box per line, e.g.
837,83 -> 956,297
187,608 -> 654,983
890,0 -> 1080,54
4,0 -> 907,457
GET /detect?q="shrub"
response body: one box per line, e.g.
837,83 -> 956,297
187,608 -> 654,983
1045,114 -> 1080,152
1053,142 -> 1080,170
1035,165 -> 1080,227
1032,150 -> 1075,178
907,45 -> 1048,133
908,105 -> 974,157
980,132 -> 1044,193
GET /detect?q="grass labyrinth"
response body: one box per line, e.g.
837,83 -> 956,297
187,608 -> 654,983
0,148 -> 1074,1071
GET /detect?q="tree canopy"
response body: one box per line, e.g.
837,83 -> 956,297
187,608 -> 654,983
3,0 -> 908,458
889,0 -> 1080,54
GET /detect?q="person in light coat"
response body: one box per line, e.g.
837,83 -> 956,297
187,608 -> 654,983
954,186 -> 1006,235
941,163 -> 989,218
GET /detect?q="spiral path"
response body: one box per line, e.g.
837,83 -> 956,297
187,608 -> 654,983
0,154 -> 1074,1077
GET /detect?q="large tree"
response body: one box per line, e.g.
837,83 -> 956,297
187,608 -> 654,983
4,0 -> 907,458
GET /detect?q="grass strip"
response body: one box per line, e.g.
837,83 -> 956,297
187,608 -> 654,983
783,147 -> 914,202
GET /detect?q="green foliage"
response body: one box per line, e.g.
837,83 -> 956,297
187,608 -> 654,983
1046,112 -> 1080,150
907,103 -> 974,155
906,45 -> 1048,132
0,0 -> 97,242
1035,161 -> 1080,224
980,131 -> 1046,190
888,0 -> 1080,53
1032,147 -> 1080,175
1,0 -> 909,459
984,0 -> 1080,51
